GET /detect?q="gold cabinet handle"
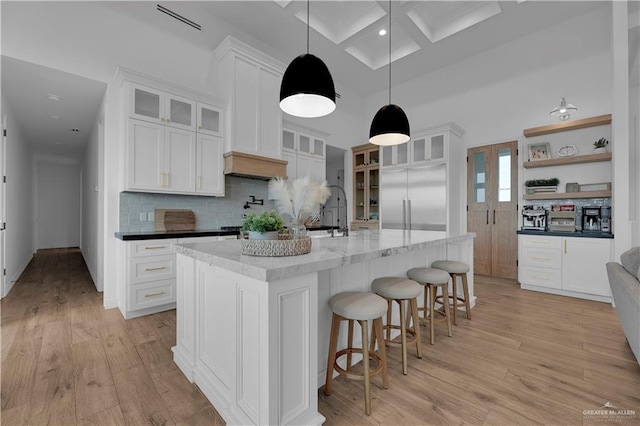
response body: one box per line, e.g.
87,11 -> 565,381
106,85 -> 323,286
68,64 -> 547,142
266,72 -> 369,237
197,176 -> 202,190
532,256 -> 551,260
564,240 -> 567,254
144,245 -> 167,250
198,125 -> 202,129
145,266 -> 167,271
144,291 -> 166,298
532,275 -> 550,281
166,118 -> 171,123
532,239 -> 551,244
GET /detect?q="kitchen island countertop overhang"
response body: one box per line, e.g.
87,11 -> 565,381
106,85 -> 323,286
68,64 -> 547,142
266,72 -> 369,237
173,230 -> 475,426
174,229 -> 476,282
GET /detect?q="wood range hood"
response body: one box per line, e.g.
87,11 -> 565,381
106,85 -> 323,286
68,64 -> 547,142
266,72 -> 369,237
223,151 -> 288,180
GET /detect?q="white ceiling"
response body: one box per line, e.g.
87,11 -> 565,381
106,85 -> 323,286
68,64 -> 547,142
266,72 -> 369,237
0,1 -> 626,160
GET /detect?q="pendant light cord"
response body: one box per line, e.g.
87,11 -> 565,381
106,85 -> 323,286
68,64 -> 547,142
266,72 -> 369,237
388,0 -> 391,105
307,0 -> 310,54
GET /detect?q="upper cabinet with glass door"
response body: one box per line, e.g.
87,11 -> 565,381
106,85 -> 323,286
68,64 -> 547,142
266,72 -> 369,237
411,132 -> 446,165
196,103 -> 223,137
380,142 -> 409,169
129,83 -> 196,131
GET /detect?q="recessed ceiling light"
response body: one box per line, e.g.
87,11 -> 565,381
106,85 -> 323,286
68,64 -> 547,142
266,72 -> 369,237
47,94 -> 61,101
48,114 -> 61,119
55,142 -> 62,145
71,128 -> 80,132
379,29 -> 387,36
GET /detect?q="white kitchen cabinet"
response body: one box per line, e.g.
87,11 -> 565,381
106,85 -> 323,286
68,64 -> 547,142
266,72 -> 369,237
196,134 -> 224,196
281,123 -> 327,181
518,234 -> 612,301
214,36 -> 285,159
116,68 -> 226,196
381,142 -> 409,168
127,119 -> 196,193
381,131 -> 447,169
123,235 -> 238,319
197,103 -> 223,137
129,82 -> 196,131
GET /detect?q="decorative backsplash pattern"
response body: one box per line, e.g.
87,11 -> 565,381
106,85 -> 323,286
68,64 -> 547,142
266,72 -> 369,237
119,176 -> 275,232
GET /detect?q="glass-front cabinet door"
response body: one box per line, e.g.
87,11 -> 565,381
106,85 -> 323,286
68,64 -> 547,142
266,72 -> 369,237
197,103 -> 222,136
381,142 -> 409,168
129,83 -> 195,131
411,132 -> 446,164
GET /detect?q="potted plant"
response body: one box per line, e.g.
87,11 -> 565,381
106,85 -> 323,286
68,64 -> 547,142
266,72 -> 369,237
525,178 -> 560,194
593,137 -> 608,154
241,211 -> 285,240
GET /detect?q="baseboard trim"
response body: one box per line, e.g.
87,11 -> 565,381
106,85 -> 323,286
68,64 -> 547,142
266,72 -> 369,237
2,254 -> 34,298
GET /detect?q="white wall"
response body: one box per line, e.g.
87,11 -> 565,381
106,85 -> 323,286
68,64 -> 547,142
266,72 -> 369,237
35,159 -> 81,249
1,97 -> 33,297
81,104 -> 103,289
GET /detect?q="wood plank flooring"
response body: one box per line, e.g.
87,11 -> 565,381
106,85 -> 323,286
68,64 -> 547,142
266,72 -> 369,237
2,248 -> 639,425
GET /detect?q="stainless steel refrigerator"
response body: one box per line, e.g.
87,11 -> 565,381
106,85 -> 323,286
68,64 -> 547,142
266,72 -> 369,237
380,163 -> 447,231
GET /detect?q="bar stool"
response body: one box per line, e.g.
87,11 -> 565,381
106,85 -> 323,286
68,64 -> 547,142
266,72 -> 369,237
324,291 -> 389,416
431,260 -> 471,325
371,277 -> 423,375
406,267 -> 452,345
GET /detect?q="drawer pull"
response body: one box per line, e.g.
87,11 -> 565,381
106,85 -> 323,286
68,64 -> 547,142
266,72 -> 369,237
144,246 -> 167,250
144,291 -> 166,298
532,240 -> 551,244
532,256 -> 551,260
145,266 -> 167,271
532,275 -> 550,281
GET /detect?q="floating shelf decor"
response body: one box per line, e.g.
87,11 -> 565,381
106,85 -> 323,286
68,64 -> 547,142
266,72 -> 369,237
523,114 -> 611,138
523,152 -> 611,168
523,190 -> 612,200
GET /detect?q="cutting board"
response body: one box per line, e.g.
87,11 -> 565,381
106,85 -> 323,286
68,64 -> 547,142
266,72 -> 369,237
155,209 -> 196,232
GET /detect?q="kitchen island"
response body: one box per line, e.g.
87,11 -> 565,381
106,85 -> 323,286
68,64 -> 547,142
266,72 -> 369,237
173,229 -> 475,425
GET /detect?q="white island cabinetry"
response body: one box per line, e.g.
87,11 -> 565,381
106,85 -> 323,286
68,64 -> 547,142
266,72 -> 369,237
173,230 -> 475,426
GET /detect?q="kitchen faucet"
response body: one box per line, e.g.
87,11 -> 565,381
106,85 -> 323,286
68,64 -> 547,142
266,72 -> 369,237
327,185 -> 349,236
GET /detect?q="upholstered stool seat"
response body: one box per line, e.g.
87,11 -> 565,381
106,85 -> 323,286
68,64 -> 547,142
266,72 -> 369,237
325,291 -> 389,416
371,277 -> 422,375
431,260 -> 471,325
407,267 -> 453,344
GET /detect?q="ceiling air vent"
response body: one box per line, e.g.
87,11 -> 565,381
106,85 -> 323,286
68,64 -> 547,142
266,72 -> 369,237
157,4 -> 201,31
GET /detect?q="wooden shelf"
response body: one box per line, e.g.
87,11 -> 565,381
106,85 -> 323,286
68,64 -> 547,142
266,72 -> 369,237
523,190 -> 611,200
523,152 -> 611,168
523,114 -> 611,138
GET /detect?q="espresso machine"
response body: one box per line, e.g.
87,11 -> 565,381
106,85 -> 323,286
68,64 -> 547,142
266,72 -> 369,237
522,205 -> 547,230
582,206 -> 605,232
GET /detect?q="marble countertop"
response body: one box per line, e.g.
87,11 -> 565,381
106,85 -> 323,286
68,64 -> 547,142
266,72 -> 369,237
175,229 -> 475,281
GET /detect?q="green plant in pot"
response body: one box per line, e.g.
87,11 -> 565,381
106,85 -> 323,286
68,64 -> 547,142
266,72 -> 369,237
593,137 -> 608,153
241,211 -> 285,240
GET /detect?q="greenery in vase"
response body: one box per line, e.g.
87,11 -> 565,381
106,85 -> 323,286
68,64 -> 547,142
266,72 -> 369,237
593,138 -> 608,148
525,178 -> 560,187
241,211 -> 284,233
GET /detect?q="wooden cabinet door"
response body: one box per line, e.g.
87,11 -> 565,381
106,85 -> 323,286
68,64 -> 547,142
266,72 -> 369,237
128,119 -> 165,191
467,141 -> 518,279
165,127 -> 196,193
196,134 -> 224,196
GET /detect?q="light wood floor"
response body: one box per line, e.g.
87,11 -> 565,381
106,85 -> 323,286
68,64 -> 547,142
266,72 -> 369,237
2,249 -> 639,425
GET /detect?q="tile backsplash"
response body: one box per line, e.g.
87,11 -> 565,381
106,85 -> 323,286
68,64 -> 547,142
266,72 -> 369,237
119,176 -> 276,232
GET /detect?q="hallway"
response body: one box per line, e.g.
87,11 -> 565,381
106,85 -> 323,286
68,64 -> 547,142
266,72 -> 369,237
1,248 -> 223,425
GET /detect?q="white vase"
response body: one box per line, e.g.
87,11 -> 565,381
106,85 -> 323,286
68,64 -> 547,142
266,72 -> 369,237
248,231 -> 278,240
594,147 -> 607,154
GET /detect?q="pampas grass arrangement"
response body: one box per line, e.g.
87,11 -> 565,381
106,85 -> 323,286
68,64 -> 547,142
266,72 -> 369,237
269,176 -> 331,221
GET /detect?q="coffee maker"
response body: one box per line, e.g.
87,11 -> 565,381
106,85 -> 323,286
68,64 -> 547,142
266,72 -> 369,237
582,206 -> 603,232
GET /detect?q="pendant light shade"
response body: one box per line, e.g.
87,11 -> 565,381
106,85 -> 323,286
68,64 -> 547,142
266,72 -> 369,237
550,97 -> 577,121
369,104 -> 410,146
279,0 -> 336,118
280,53 -> 336,118
369,0 -> 410,145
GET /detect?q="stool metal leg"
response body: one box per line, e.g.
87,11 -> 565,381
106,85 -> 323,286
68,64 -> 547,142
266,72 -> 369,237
324,313 -> 341,396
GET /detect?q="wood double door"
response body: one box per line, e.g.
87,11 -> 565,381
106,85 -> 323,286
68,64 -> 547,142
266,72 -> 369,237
467,141 -> 518,279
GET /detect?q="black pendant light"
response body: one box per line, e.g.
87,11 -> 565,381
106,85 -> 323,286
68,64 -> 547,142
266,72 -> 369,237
280,0 -> 336,118
369,0 -> 410,146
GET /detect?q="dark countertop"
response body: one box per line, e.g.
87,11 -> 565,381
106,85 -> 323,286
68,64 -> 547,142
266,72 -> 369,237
517,230 -> 614,239
115,229 -> 240,241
